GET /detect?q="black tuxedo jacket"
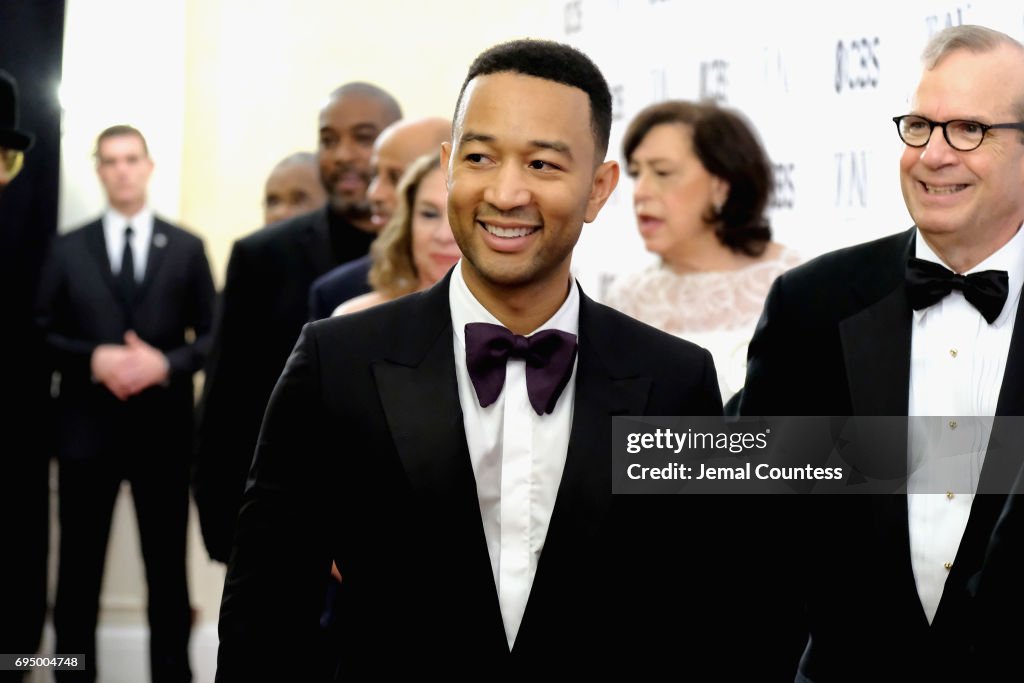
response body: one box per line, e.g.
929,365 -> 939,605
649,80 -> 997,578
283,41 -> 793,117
971,463 -> 1024,679
740,228 -> 1024,682
216,274 -> 732,680
35,217 -> 215,461
307,254 -> 372,320
194,207 -> 370,562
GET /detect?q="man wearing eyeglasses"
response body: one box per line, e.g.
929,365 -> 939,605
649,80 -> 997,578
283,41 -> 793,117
739,24 -> 1024,682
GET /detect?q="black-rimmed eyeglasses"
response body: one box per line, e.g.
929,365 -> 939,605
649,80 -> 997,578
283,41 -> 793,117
893,114 -> 1024,152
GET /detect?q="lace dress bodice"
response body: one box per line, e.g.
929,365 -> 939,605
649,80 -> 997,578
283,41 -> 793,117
605,247 -> 801,401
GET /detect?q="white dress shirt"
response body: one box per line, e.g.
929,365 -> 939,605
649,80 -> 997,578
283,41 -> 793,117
449,263 -> 578,649
907,225 -> 1024,623
102,207 -> 154,281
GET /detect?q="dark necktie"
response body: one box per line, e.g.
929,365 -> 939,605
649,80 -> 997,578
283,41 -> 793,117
119,225 -> 136,304
464,322 -> 578,416
906,257 -> 1009,324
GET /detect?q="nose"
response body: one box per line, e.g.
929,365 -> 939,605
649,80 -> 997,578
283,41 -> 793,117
632,168 -> 652,204
435,206 -> 456,244
483,162 -> 531,210
332,136 -> 359,166
918,125 -> 959,169
367,175 -> 392,210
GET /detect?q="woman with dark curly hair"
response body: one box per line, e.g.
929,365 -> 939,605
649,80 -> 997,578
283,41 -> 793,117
605,100 -> 799,402
333,151 -> 460,315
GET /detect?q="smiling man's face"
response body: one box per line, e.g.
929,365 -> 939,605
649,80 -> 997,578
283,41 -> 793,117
442,71 -> 616,296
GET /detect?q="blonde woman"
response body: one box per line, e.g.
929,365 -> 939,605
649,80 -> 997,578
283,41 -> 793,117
334,152 -> 460,315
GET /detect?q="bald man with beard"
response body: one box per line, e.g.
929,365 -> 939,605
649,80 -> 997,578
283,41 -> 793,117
194,82 -> 401,564
308,116 -> 450,320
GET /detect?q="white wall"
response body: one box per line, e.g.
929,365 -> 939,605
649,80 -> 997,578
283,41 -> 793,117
59,0 -> 187,231
179,0 -> 562,282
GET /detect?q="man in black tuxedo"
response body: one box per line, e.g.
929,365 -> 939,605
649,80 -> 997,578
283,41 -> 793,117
35,125 -> 215,682
739,25 -> 1024,682
307,115 -> 450,319
193,83 -> 401,563
216,40 -> 724,680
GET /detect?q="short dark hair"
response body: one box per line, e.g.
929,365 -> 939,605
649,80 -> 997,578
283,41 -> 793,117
94,124 -> 149,158
623,100 -> 773,257
454,39 -> 612,160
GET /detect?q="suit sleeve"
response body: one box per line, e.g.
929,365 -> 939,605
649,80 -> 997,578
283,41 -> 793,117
696,346 -> 724,416
193,239 -> 267,563
308,274 -> 327,322
34,239 -> 99,376
216,324 -> 333,682
164,236 -> 216,379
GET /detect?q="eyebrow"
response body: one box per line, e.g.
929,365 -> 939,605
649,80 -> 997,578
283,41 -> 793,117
629,156 -> 672,165
460,130 -> 574,161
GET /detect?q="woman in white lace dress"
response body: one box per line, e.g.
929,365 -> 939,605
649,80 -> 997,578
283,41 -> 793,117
605,101 -> 799,406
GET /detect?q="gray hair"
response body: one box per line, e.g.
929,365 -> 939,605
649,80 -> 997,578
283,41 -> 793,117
922,24 -> 1022,68
921,25 -> 1024,124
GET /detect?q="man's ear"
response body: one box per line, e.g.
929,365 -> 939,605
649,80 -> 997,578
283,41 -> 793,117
584,159 -> 620,223
440,141 -> 453,186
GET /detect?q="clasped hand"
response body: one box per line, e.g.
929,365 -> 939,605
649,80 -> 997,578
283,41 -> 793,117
90,331 -> 170,400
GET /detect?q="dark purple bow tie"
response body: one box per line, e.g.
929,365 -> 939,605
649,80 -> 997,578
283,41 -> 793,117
906,257 -> 1009,324
464,322 -> 578,415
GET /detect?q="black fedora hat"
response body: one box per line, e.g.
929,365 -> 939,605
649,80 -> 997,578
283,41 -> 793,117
0,69 -> 34,151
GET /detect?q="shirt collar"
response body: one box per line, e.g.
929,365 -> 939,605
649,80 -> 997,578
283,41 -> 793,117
914,224 -> 1024,326
449,261 -> 581,348
103,206 -> 154,245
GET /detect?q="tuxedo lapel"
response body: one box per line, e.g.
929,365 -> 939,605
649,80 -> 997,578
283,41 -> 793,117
839,231 -> 915,417
994,290 -> 1024,416
974,292 -> 1024,494
83,220 -> 122,307
370,277 -> 506,649
134,218 -> 170,306
517,291 -> 651,647
837,231 -> 924,623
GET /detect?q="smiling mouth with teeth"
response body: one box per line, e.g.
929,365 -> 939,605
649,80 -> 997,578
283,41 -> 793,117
922,182 -> 969,195
480,221 -> 540,238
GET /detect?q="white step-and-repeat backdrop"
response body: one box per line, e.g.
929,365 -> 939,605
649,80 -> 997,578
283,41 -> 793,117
549,0 -> 1024,298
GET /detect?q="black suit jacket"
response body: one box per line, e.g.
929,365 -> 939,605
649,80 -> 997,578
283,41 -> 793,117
216,274 -> 729,680
971,464 -> 1024,679
194,206 -> 371,562
307,254 -> 372,320
740,228 -> 1024,682
35,217 -> 214,460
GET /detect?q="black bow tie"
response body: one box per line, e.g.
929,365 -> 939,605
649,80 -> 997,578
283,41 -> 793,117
906,257 -> 1009,324
464,322 -> 578,416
